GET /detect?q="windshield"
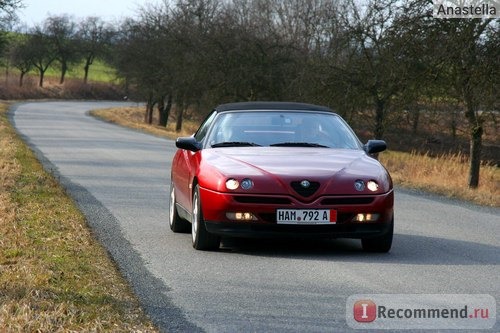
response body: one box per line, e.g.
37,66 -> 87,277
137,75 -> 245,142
207,111 -> 362,149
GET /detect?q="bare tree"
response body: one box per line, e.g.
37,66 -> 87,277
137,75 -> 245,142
206,0 -> 300,102
326,0 -> 429,139
8,35 -> 34,86
430,19 -> 499,188
28,25 -> 58,87
113,5 -> 177,126
44,15 -> 78,84
77,16 -> 114,84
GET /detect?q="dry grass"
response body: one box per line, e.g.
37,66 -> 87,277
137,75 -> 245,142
93,105 -> 499,208
0,102 -> 158,332
380,151 -> 499,207
91,106 -> 199,139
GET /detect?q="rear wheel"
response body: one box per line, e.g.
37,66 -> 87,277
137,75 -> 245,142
169,182 -> 190,232
192,185 -> 220,250
361,217 -> 393,253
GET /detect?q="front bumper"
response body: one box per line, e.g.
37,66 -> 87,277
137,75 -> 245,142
205,221 -> 392,239
199,186 -> 394,239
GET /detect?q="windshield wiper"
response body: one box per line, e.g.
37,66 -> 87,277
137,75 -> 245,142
211,141 -> 261,148
270,142 -> 329,148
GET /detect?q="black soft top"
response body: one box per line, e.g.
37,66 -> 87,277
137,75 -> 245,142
215,101 -> 333,113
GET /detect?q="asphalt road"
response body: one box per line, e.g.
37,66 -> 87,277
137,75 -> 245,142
11,101 -> 500,332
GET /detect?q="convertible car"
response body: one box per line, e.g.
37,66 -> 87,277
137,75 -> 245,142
169,102 -> 394,251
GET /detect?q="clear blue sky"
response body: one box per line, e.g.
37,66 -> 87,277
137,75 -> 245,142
19,0 -> 148,25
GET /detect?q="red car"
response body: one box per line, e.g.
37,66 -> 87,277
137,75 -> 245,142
170,102 -> 394,252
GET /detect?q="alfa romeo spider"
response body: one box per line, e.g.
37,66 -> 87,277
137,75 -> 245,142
169,102 -> 394,252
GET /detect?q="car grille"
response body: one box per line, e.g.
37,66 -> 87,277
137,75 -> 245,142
290,181 -> 320,197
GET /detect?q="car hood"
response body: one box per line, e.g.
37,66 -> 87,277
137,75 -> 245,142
198,147 -> 391,195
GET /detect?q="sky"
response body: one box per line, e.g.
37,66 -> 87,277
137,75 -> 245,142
18,0 -> 149,25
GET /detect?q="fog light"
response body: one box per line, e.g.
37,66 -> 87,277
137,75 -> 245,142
353,213 -> 380,222
226,212 -> 257,221
226,178 -> 239,190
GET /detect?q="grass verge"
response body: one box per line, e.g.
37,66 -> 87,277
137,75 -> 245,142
91,106 -> 199,139
0,102 -> 158,331
92,106 -> 499,208
379,151 -> 499,207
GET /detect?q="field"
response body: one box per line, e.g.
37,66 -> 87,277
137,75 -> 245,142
0,60 -> 124,101
44,59 -> 120,83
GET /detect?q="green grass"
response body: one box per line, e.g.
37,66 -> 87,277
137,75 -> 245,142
8,58 -> 119,84
45,59 -> 119,83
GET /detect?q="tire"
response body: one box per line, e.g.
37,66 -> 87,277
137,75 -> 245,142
361,217 -> 393,253
192,185 -> 220,250
169,182 -> 190,233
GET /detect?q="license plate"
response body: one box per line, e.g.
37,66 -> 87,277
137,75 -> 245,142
276,209 -> 337,224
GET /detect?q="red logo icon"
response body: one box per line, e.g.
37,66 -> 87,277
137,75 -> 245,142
353,299 -> 376,322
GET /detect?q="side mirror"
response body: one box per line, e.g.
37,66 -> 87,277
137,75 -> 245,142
364,140 -> 387,154
176,136 -> 202,152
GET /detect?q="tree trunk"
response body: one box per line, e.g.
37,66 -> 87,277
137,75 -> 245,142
19,72 -> 26,87
464,87 -> 483,189
83,55 -> 94,84
176,105 -> 184,132
39,70 -> 45,87
468,124 -> 482,188
411,109 -> 420,134
158,94 -> 172,127
374,98 -> 385,139
145,94 -> 155,124
166,94 -> 173,122
147,104 -> 154,124
60,61 -> 67,84
83,63 -> 90,84
157,96 -> 165,126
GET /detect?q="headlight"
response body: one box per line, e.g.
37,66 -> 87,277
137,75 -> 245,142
240,178 -> 254,190
354,179 -> 379,192
354,180 -> 365,191
225,178 -> 239,190
225,178 -> 254,190
367,180 -> 379,192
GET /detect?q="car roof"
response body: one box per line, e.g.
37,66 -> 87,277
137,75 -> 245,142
214,101 -> 334,113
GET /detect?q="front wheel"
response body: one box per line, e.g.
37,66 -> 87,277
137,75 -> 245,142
361,217 -> 393,253
192,185 -> 220,250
